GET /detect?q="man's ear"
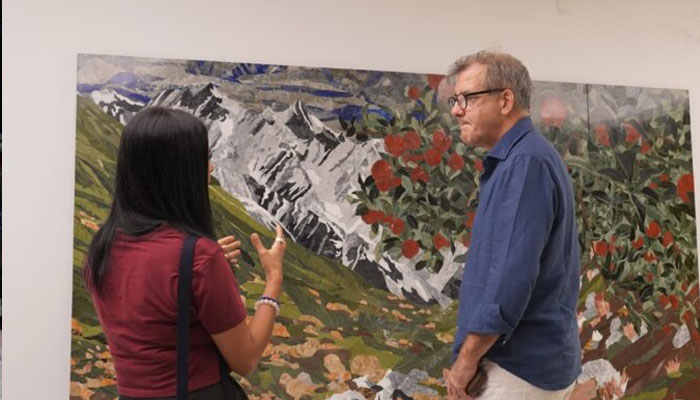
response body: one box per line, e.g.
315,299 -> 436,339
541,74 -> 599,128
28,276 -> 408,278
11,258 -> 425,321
500,89 -> 516,115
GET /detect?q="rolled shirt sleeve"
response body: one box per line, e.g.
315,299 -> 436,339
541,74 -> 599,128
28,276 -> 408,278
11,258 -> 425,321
464,154 -> 555,343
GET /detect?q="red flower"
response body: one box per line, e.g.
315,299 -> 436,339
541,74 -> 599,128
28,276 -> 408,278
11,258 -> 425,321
632,237 -> 644,250
371,160 -> 400,192
540,97 -> 567,128
669,294 -> 679,310
690,284 -> 699,298
379,212 -> 393,225
402,239 -> 420,258
432,129 -> 452,153
407,86 -> 420,100
644,250 -> 657,262
384,133 -> 406,157
662,231 -> 674,247
390,218 -> 405,235
594,125 -> 611,147
659,294 -> 669,307
649,181 -> 658,190
623,122 -> 641,143
447,152 -> 465,171
433,233 -> 450,250
376,176 -> 401,192
677,173 -> 694,204
644,273 -> 654,282
404,131 -> 422,150
424,148 -> 442,167
646,220 -> 661,239
594,241 -> 608,257
662,324 -> 673,335
410,166 -> 429,183
474,158 -> 484,172
465,211 -> 475,228
641,140 -> 651,154
426,74 -> 444,91
361,210 -> 385,225
371,160 -> 393,181
659,173 -> 670,182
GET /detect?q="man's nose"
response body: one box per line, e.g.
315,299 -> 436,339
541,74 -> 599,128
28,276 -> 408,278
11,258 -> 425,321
450,103 -> 462,117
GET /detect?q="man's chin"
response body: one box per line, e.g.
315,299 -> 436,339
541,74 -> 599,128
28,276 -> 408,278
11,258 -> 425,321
460,132 -> 476,146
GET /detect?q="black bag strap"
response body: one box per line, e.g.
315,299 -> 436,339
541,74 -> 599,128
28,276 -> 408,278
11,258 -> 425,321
176,234 -> 199,400
177,234 -> 247,400
218,352 -> 236,399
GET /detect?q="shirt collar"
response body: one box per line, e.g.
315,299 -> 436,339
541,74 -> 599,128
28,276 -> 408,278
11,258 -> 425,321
485,116 -> 535,161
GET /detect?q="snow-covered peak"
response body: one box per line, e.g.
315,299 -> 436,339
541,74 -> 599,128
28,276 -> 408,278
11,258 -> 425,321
290,100 -> 330,135
90,88 -> 142,107
89,88 -> 146,124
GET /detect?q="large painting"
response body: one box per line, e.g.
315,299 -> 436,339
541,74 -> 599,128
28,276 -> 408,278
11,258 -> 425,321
71,54 -> 699,400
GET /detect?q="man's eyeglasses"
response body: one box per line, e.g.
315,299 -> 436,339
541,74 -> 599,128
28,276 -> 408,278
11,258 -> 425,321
447,88 -> 505,110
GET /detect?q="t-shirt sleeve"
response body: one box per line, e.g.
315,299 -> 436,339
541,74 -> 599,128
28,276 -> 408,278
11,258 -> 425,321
191,239 -> 248,335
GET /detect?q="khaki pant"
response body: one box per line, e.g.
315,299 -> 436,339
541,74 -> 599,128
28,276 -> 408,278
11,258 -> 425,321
476,360 -> 574,400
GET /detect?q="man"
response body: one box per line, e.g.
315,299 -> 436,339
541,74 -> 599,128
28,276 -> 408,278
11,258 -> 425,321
442,51 -> 581,399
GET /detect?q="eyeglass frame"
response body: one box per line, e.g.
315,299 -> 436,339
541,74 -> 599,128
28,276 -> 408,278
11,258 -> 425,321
447,88 -> 506,110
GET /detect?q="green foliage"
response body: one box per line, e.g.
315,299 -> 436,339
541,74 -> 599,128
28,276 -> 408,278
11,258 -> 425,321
348,87 -> 480,272
581,89 -> 698,333
350,83 -> 699,340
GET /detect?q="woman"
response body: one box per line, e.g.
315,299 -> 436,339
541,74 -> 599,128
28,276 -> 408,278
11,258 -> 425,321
85,107 -> 285,399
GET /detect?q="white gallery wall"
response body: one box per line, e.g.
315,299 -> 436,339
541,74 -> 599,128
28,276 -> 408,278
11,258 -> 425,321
3,0 -> 700,398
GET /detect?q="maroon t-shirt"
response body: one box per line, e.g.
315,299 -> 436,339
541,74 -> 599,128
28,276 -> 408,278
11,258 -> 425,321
90,226 -> 247,397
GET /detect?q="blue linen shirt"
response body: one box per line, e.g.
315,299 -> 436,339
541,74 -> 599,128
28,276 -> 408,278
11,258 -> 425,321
453,117 -> 581,390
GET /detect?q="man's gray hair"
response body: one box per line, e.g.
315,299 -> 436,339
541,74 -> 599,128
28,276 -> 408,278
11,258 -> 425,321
448,51 -> 531,111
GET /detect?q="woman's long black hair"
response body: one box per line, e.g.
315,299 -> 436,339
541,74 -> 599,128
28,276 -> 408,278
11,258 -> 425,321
86,107 -> 214,292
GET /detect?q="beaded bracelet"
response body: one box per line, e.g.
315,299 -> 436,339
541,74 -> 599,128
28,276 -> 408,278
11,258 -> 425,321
254,296 -> 281,316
